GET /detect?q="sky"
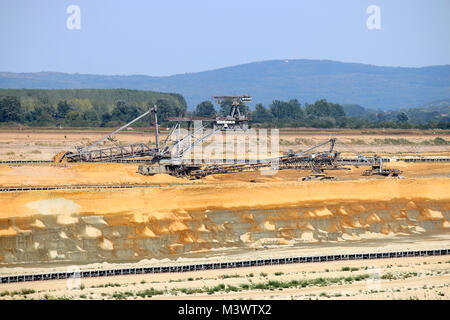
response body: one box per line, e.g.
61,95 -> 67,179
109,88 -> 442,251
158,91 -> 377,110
0,0 -> 449,76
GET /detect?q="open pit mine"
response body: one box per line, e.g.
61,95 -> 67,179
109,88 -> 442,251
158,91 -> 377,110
0,177 -> 449,265
0,97 -> 449,285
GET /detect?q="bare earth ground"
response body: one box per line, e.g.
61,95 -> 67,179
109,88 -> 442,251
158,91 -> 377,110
0,255 -> 448,300
0,160 -> 449,188
0,128 -> 449,300
0,128 -> 449,160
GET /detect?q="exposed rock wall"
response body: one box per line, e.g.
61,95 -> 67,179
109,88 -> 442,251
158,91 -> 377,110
0,179 -> 448,265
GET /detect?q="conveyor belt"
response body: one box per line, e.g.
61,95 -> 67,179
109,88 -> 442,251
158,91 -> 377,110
1,157 -> 449,165
1,248 -> 448,284
0,184 -> 187,192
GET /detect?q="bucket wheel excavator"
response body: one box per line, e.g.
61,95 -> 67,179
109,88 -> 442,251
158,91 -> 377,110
54,105 -> 160,163
52,94 -> 402,180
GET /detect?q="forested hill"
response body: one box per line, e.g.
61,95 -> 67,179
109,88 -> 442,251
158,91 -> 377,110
0,88 -> 448,129
0,88 -> 186,112
1,59 -> 449,110
0,88 -> 187,127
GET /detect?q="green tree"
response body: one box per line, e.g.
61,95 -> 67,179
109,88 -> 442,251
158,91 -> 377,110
66,110 -> 82,125
288,99 -> 304,120
153,98 -> 186,124
269,100 -> 286,120
305,99 -> 345,119
56,100 -> 72,119
101,112 -> 112,127
376,112 -> 386,122
31,105 -> 56,126
396,112 -> 409,123
269,99 -> 304,126
252,103 -> 273,123
83,109 -> 99,123
0,96 -> 23,122
195,101 -> 216,117
111,100 -> 128,121
111,100 -> 143,123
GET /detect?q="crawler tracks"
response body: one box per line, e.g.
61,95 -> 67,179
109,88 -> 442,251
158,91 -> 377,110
1,248 -> 448,284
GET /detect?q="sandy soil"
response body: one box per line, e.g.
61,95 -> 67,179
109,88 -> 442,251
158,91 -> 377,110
1,255 -> 448,300
0,163 -> 190,187
0,177 -> 448,271
0,161 -> 449,188
2,232 -> 449,275
0,128 -> 448,300
0,177 -> 448,219
0,128 -> 448,160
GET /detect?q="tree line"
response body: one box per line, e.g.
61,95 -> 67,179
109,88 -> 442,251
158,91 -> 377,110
0,89 -> 187,127
193,99 -> 450,129
0,96 -> 187,127
0,89 -> 448,129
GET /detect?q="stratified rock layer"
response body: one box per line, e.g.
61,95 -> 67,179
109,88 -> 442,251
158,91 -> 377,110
0,178 -> 448,265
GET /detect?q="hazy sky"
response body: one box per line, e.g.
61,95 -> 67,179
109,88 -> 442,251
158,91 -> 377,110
1,0 -> 449,75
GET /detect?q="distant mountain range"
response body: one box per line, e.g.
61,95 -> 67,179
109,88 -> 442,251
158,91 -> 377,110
1,59 -> 449,110
343,98 -> 450,124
